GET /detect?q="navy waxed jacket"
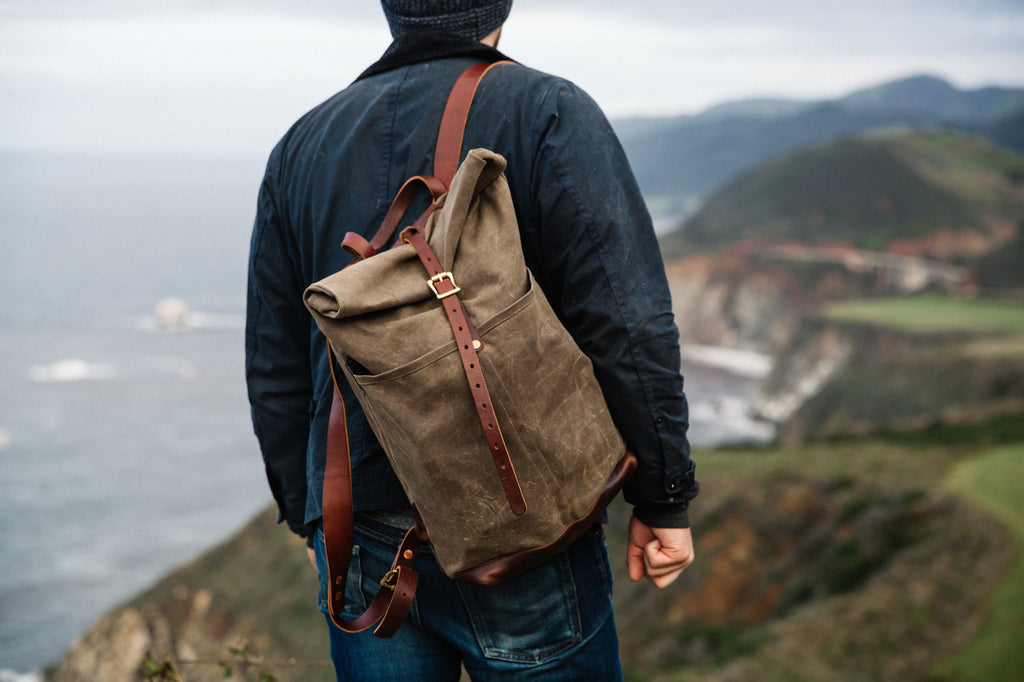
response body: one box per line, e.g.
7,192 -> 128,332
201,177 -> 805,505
245,33 -> 698,538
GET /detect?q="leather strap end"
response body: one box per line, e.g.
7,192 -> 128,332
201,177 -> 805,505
342,232 -> 376,262
371,566 -> 419,638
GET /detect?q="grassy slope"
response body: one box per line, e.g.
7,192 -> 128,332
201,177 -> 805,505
823,296 -> 1024,335
48,427 -> 1023,682
619,427 -> 1023,682
659,130 -> 1024,259
779,295 -> 1024,440
940,443 -> 1024,682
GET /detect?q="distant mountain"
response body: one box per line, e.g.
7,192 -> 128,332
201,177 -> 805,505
981,107 -> 1024,151
839,74 -> 1024,122
660,130 -> 1024,263
615,75 -> 1024,216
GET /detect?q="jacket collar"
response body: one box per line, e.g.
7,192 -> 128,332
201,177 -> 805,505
356,32 -> 513,82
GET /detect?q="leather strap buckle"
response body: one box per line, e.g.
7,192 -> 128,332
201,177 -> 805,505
379,569 -> 399,590
427,271 -> 461,299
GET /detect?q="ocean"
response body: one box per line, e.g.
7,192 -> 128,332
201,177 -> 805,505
0,153 -> 773,676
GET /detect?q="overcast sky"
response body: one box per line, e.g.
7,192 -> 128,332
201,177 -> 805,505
1,0 -> 1023,156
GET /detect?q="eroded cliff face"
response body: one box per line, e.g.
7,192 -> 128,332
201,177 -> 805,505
47,587 -> 269,682
663,243 -> 1024,442
666,254 -> 803,356
45,508 -> 330,682
751,320 -> 854,428
665,249 -> 857,441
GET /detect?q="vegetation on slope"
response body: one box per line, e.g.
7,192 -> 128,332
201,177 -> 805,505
757,294 -> 1024,444
663,131 -> 1024,257
823,296 -> 1024,334
616,418 -> 1024,682
48,418 -> 1024,682
940,443 -> 1024,682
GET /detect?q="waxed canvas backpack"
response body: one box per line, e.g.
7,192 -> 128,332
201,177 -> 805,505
303,62 -> 636,637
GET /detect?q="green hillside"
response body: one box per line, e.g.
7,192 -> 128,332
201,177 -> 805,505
823,296 -> 1024,335
662,131 -> 1024,265
47,420 -> 1024,682
770,296 -> 1024,443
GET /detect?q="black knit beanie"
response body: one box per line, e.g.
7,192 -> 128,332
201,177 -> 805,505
381,0 -> 513,40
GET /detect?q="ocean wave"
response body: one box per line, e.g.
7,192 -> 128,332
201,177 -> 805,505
0,669 -> 42,682
689,395 -> 777,444
681,344 -> 773,378
28,359 -> 115,383
27,356 -> 199,384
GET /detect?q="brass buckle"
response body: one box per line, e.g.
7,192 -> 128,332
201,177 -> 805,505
427,272 -> 461,299
379,569 -> 399,590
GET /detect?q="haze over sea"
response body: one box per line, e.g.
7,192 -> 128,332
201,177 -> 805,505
0,153 -> 772,676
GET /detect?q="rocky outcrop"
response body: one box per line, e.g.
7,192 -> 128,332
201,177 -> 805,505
48,609 -> 151,682
46,583 -> 286,682
664,244 -> 1024,443
751,319 -> 854,426
665,248 -> 856,441
45,508 -> 330,682
45,587 -> 267,682
666,254 -> 802,355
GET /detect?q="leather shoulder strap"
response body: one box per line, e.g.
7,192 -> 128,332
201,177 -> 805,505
343,60 -> 512,261
434,61 -> 513,187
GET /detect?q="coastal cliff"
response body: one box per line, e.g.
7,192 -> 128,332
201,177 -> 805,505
42,126 -> 1024,682
663,129 -> 1024,441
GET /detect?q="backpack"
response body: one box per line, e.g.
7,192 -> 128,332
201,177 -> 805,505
303,61 -> 636,637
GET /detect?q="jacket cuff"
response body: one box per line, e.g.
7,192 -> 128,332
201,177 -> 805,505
279,511 -> 314,539
632,502 -> 691,528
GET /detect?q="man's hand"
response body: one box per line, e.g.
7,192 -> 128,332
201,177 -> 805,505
307,545 -> 317,570
626,516 -> 695,588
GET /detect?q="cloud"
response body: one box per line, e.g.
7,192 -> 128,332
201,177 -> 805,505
503,1 -> 1024,117
0,9 -> 391,154
0,1 -> 1021,154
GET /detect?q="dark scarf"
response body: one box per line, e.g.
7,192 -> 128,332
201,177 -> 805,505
356,31 -> 513,82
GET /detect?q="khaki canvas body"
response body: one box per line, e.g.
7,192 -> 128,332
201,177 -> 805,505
304,148 -> 628,578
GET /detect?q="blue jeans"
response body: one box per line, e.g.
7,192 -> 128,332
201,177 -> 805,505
314,515 -> 624,681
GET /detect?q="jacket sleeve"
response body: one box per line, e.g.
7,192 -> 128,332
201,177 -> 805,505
245,147 -> 315,537
525,81 -> 699,527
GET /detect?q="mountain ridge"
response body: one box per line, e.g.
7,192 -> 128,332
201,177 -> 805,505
614,74 -> 1024,215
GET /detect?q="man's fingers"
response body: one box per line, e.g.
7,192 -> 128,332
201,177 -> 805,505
644,536 -> 695,573
642,541 -> 692,587
626,543 -> 646,582
626,516 -> 656,582
307,546 -> 317,570
648,567 -> 684,589
626,517 -> 695,588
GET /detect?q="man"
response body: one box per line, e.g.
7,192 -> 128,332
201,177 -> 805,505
246,1 -> 699,679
